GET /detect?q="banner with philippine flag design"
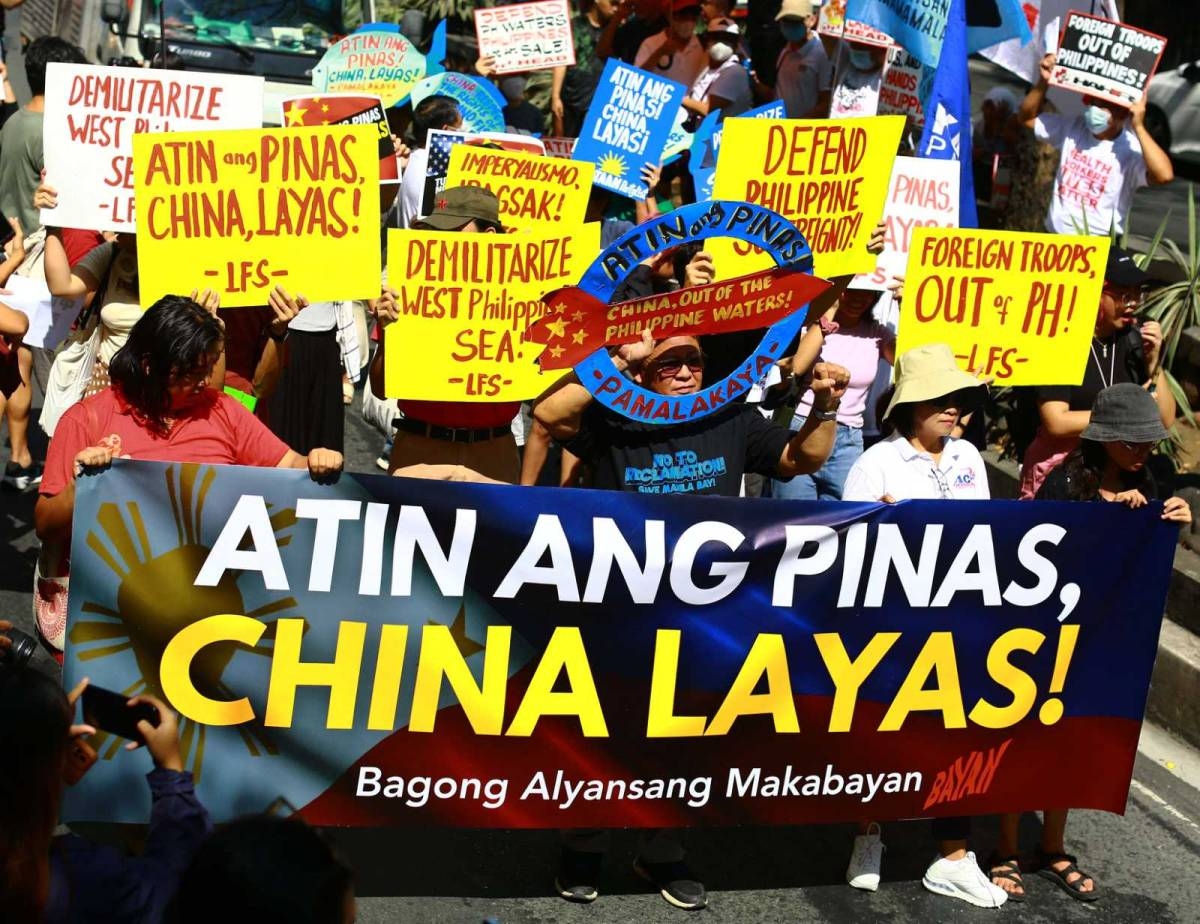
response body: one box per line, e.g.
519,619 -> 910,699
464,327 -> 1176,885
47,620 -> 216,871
62,460 -> 1175,827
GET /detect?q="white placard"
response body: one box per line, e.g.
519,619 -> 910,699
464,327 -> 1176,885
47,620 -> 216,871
42,64 -> 264,232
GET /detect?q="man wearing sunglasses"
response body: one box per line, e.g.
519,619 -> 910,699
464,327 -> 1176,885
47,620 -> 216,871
534,332 -> 847,909
537,332 -> 849,499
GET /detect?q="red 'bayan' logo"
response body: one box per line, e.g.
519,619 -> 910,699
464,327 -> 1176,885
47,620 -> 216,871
922,738 -> 1012,811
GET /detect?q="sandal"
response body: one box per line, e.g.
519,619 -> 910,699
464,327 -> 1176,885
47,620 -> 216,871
986,853 -> 1026,902
1034,849 -> 1099,902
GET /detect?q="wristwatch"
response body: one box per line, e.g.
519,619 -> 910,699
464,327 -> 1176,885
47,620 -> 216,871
268,327 -> 288,343
811,402 -> 840,421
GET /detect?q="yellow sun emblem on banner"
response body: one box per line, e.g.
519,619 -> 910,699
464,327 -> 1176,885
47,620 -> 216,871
69,464 -> 302,778
598,151 -> 627,178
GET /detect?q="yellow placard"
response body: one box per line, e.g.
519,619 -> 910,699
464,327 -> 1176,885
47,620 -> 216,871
898,227 -> 1110,385
709,116 -> 903,279
445,146 -> 595,231
133,125 -> 381,308
383,223 -> 599,401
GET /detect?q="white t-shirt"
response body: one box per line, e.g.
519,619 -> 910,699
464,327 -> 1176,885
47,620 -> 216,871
689,57 -> 752,117
635,31 -> 706,88
775,36 -> 832,119
398,146 -> 429,230
843,433 -> 990,501
1035,113 -> 1148,236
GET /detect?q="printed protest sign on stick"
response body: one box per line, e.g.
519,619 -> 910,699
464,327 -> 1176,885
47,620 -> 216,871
876,47 -> 925,133
573,60 -> 686,199
1051,12 -> 1165,106
542,137 -> 577,158
818,0 -> 895,47
282,94 -> 397,184
312,24 -> 430,108
383,223 -> 598,401
475,0 -> 575,74
411,72 -> 506,133
41,64 -> 263,232
897,227 -> 1110,384
422,129 -> 546,217
445,147 -> 593,230
709,116 -> 904,279
133,125 -> 381,308
858,156 -> 959,290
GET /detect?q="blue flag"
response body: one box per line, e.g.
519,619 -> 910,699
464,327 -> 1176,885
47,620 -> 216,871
918,0 -> 977,228
846,0 -> 950,67
966,0 -> 1032,55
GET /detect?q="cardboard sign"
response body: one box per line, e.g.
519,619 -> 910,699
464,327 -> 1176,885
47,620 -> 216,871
282,94 -> 397,184
573,60 -> 686,199
475,0 -> 575,74
311,24 -> 436,108
445,147 -> 593,230
382,223 -> 598,401
897,227 -> 1110,385
709,116 -> 904,279
818,0 -> 895,47
1,275 -> 82,351
528,266 -> 831,370
411,72 -> 506,133
41,65 -> 263,233
542,137 -> 577,158
1051,12 -> 1166,106
571,200 -> 818,423
422,129 -> 546,217
858,156 -> 959,290
877,47 -> 925,132
133,125 -> 381,308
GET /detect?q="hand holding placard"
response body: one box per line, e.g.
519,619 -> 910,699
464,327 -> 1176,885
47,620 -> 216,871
897,228 -> 1110,385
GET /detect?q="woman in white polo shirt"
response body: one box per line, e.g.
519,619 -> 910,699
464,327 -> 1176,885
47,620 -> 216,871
841,342 -> 1002,907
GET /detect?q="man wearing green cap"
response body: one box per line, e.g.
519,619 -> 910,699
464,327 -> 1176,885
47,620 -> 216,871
369,185 -> 522,482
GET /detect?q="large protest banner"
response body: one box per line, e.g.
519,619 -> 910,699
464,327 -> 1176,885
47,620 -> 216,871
62,460 -> 1176,827
381,223 -> 597,400
1050,13 -> 1166,107
475,0 -> 575,74
857,156 -> 959,290
709,116 -> 904,279
132,125 -> 381,308
573,60 -> 685,199
41,65 -> 263,232
898,227 -> 1109,384
445,147 -> 594,230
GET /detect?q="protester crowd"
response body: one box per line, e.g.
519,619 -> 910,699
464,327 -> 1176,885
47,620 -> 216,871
0,0 -> 1196,918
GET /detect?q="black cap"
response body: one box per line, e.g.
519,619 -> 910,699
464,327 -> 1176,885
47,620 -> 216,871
1105,246 -> 1153,287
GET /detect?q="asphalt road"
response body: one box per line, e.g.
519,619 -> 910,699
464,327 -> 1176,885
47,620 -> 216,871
4,396 -> 1200,923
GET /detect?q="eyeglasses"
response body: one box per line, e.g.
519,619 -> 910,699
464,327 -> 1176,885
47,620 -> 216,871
651,352 -> 706,378
1103,288 -> 1143,310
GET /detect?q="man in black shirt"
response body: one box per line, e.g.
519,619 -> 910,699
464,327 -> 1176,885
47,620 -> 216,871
534,333 -> 847,908
539,332 -> 848,498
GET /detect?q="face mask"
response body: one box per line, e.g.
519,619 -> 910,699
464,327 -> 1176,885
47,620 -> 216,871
848,49 -> 875,71
780,22 -> 807,42
1084,104 -> 1112,135
708,42 -> 733,65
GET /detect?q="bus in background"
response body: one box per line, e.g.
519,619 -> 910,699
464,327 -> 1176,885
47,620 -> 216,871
18,0 -> 375,124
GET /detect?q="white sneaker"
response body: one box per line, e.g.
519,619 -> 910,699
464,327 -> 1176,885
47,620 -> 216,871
846,823 -> 884,891
923,851 -> 1008,908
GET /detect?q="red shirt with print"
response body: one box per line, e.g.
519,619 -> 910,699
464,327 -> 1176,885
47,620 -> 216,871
41,387 -> 291,498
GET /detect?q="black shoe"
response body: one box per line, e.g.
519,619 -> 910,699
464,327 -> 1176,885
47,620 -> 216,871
2,461 -> 40,491
555,848 -> 601,904
634,858 -> 708,910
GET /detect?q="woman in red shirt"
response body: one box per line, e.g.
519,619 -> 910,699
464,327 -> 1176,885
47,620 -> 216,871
33,295 -> 343,655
